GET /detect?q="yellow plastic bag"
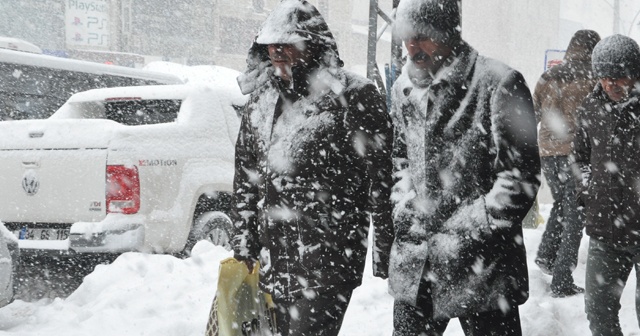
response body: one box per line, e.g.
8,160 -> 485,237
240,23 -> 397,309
205,258 -> 277,336
523,199 -> 544,229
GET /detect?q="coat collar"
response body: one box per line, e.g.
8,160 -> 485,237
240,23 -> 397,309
396,41 -> 478,120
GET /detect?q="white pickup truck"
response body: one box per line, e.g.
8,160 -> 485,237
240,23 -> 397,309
0,83 -> 245,256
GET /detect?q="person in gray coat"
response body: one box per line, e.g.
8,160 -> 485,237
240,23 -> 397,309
388,0 -> 540,335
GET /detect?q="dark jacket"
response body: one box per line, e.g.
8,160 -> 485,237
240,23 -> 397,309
574,84 -> 640,247
388,41 -> 540,319
534,30 -> 600,157
231,0 -> 394,301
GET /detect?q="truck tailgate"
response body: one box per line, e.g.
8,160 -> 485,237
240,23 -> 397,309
0,148 -> 108,223
0,120 -> 113,223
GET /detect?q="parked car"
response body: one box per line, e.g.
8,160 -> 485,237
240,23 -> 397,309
0,222 -> 19,307
0,82 -> 246,257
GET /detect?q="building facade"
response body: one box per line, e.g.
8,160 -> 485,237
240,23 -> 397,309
211,0 -> 383,72
0,0 -> 382,72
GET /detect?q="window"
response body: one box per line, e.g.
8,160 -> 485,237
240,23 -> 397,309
0,64 -> 60,120
104,99 -> 181,125
0,50 -> 181,120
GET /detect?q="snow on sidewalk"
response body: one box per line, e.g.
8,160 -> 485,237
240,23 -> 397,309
0,204 -> 638,335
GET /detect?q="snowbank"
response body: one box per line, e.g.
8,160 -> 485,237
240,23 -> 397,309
0,205 -> 638,335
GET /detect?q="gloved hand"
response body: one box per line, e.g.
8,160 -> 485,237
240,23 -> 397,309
234,254 -> 256,273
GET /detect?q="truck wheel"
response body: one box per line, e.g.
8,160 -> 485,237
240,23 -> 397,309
181,193 -> 233,258
195,211 -> 232,250
182,211 -> 233,257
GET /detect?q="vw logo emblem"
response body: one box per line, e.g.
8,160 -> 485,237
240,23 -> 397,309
22,171 -> 40,196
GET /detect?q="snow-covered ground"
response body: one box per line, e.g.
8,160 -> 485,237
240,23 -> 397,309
0,204 -> 638,336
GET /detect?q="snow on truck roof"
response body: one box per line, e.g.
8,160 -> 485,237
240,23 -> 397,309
141,62 -> 247,108
65,82 -> 248,111
143,61 -> 240,90
0,48 -> 182,84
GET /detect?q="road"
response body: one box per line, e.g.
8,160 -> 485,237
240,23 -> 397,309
14,253 -> 118,301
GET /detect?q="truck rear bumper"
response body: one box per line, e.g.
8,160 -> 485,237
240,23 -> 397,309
69,222 -> 144,253
12,215 -> 146,254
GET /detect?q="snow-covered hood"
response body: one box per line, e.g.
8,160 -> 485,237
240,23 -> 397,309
237,0 -> 343,95
564,29 -> 600,64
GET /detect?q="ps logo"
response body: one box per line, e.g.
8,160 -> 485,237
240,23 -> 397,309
22,170 -> 40,196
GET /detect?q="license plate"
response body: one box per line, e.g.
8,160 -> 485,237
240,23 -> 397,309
14,228 -> 70,240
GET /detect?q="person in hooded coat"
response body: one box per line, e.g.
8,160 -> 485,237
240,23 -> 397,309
573,34 -> 640,336
533,29 -> 600,297
387,0 -> 540,335
231,1 -> 394,335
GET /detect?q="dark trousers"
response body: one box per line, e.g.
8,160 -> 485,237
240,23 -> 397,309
393,300 -> 522,336
393,281 -> 522,336
585,239 -> 640,336
273,289 -> 353,336
537,155 -> 584,290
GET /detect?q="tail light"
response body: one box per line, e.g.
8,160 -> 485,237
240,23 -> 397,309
106,165 -> 140,214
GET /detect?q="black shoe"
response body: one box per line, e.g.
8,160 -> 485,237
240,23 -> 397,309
535,258 -> 554,275
551,284 -> 585,298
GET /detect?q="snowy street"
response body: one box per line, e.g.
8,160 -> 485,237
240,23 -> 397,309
0,204 -> 637,336
2,1 -> 640,335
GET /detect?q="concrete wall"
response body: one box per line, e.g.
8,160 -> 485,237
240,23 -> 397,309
462,0 -> 561,91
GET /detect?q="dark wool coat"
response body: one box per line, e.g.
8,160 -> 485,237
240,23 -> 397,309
389,41 -> 540,319
231,0 -> 394,301
574,85 -> 640,247
534,30 -> 600,157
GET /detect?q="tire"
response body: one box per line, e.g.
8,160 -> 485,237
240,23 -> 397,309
0,230 -> 15,307
194,211 -> 232,250
181,192 -> 233,257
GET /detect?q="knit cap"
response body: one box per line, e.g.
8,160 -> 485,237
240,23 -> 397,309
592,34 -> 640,79
394,0 -> 461,44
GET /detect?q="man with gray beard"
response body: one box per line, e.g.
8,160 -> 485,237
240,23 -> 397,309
388,0 -> 540,335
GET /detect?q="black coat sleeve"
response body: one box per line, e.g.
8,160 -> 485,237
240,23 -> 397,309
231,99 -> 262,262
485,70 -> 540,224
571,101 -> 592,206
349,83 -> 394,279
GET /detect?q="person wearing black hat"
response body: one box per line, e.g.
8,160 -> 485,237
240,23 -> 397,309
387,0 -> 540,335
231,0 -> 394,335
533,29 -> 601,298
573,34 -> 640,336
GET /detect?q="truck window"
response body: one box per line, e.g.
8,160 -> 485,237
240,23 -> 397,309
0,49 -> 182,121
0,64 -> 62,120
104,99 -> 181,126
